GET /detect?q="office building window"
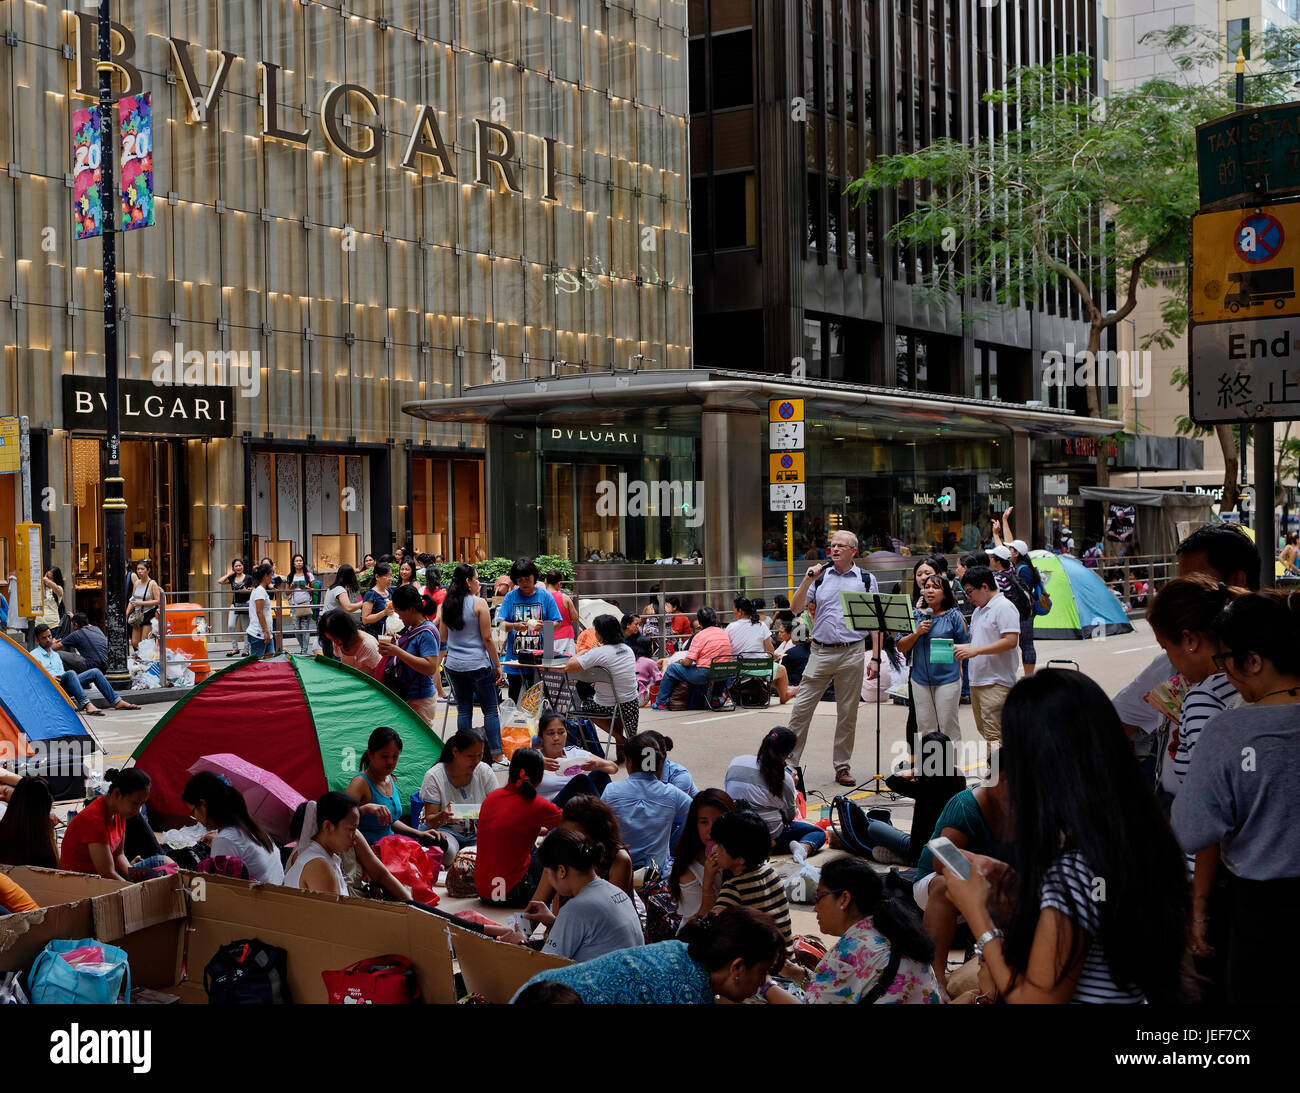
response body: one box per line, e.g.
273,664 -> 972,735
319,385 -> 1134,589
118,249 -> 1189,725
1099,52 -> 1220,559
690,176 -> 710,252
805,318 -> 824,377
713,172 -> 757,248
1228,18 -> 1250,61
711,30 -> 754,109
689,37 -> 707,113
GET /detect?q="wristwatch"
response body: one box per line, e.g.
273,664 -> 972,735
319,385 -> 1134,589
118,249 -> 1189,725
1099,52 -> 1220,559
973,927 -> 1004,957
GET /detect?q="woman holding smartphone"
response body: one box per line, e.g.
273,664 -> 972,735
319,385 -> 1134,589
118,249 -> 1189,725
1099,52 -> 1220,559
935,669 -> 1189,1004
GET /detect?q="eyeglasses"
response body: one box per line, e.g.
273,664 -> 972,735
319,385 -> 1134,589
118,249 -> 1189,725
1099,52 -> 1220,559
1211,652 -> 1239,672
813,889 -> 844,905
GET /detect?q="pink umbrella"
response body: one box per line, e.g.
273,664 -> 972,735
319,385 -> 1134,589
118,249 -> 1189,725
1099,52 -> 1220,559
187,753 -> 308,846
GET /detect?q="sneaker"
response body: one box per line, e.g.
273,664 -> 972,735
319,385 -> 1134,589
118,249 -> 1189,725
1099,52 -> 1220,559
871,845 -> 909,866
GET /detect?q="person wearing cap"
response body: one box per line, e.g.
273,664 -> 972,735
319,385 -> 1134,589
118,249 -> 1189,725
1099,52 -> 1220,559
1060,528 -> 1075,554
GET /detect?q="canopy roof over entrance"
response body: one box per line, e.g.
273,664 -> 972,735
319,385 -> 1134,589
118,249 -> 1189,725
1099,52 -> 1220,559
402,368 -> 1122,438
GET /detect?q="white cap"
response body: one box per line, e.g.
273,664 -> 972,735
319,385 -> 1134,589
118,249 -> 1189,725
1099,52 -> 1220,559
991,545 -> 1012,561
1010,539 -> 1030,556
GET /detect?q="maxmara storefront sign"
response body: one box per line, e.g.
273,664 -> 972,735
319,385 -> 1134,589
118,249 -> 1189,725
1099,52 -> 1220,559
69,12 -> 562,195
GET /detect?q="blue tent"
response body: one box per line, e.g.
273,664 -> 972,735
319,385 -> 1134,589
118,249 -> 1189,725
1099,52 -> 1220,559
0,630 -> 93,761
1028,551 -> 1134,640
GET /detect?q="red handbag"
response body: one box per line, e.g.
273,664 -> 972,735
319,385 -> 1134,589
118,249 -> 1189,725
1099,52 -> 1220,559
322,955 -> 421,1004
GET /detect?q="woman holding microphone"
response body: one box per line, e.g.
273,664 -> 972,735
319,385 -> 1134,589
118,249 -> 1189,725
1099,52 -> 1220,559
897,574 -> 967,741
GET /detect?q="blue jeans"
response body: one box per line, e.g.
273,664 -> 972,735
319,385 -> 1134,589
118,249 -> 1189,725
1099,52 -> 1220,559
59,668 -> 121,708
865,819 -> 912,860
248,634 -> 273,657
651,662 -> 711,708
960,658 -> 970,698
774,819 -> 826,854
446,665 -> 502,755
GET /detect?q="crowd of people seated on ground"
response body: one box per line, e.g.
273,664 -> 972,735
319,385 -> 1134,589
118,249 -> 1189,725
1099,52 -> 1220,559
4,526 -> 1297,1006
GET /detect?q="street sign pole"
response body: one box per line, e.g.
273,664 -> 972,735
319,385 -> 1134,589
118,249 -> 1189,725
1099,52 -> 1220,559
97,0 -> 130,681
768,398 -> 806,595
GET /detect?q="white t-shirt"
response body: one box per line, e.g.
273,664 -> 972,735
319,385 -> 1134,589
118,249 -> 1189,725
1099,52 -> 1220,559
210,825 -> 285,885
725,619 -> 769,656
246,585 -> 271,640
419,761 -> 499,838
537,745 -> 596,801
337,631 -> 382,674
967,592 -> 1022,688
1112,652 -> 1173,736
673,860 -> 722,925
575,643 -> 638,707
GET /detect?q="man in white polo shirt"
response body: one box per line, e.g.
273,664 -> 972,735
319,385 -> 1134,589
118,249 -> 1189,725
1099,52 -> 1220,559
787,530 -> 883,786
955,565 -> 1021,742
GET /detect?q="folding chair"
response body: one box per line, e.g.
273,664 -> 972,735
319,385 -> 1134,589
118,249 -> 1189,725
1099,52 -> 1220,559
578,664 -> 628,755
734,654 -> 776,708
703,656 -> 739,712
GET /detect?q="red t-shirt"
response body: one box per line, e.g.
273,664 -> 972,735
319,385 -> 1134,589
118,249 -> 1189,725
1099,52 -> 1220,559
59,796 -> 126,875
670,614 -> 693,636
474,784 -> 562,898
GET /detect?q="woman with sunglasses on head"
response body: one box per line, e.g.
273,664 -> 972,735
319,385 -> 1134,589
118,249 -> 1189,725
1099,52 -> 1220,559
1173,591 -> 1300,1005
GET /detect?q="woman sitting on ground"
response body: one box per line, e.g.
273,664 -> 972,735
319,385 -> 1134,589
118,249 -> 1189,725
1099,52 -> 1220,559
522,828 -> 645,962
346,726 -> 442,849
724,727 -> 825,856
59,768 -> 150,882
476,749 -> 563,907
565,614 -> 641,747
768,857 -> 941,1004
420,730 -> 498,863
641,730 -> 697,797
938,669 -> 1190,1003
181,771 -> 285,884
528,794 -> 636,913
0,776 -> 59,868
284,791 -> 359,896
512,905 -> 787,1004
724,597 -> 800,704
535,709 -> 619,806
669,789 -> 736,924
316,607 -> 382,674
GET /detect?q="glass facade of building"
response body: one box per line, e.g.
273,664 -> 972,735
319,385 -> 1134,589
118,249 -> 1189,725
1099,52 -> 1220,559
0,0 -> 691,602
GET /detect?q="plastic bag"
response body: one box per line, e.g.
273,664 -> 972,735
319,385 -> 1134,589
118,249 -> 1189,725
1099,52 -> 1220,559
783,842 -> 821,904
501,720 -> 534,759
375,834 -> 442,906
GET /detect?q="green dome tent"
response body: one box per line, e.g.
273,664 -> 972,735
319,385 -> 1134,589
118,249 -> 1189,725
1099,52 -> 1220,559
1027,551 -> 1134,640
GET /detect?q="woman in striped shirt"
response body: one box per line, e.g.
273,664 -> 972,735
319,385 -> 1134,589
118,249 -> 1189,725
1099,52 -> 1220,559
936,670 -> 1190,1003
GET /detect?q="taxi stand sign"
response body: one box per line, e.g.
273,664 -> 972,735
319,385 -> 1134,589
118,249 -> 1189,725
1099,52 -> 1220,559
1189,200 -> 1300,424
768,399 -> 807,513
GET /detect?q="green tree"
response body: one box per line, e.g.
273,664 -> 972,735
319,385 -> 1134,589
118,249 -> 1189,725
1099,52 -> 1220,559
848,25 -> 1300,501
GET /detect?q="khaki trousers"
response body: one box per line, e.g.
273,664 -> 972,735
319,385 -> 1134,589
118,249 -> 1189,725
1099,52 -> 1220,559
970,684 -> 1011,743
788,640 -> 865,773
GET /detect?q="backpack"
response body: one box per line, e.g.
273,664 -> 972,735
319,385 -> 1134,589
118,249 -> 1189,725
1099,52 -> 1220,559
830,795 -> 878,858
994,570 -> 1033,623
1019,563 -> 1052,617
728,676 -> 770,708
204,938 -> 292,1004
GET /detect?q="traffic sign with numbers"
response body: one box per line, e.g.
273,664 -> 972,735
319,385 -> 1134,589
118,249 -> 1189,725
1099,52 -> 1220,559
769,483 -> 806,511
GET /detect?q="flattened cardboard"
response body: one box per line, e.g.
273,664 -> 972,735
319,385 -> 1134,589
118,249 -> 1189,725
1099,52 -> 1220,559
178,872 -> 459,1003
448,922 -> 571,1004
0,866 -> 129,974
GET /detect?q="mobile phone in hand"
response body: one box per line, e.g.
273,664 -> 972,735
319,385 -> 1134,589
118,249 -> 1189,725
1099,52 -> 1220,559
927,835 -> 971,881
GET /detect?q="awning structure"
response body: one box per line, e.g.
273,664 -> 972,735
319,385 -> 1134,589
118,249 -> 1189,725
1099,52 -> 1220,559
403,368 -> 1123,438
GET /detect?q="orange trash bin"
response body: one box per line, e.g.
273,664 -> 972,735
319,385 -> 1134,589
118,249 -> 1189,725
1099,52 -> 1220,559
162,602 -> 211,682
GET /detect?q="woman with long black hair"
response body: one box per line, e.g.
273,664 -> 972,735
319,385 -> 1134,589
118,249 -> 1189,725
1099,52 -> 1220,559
769,856 -> 941,1003
437,563 -> 507,764
1174,591 -> 1300,1004
181,771 -> 284,884
937,669 -> 1189,1003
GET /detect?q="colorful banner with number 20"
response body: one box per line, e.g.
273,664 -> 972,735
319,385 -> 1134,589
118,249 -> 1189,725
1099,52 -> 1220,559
118,92 -> 154,231
71,106 -> 102,240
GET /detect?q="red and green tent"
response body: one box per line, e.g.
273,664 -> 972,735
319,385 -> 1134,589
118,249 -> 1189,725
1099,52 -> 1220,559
131,654 -> 442,829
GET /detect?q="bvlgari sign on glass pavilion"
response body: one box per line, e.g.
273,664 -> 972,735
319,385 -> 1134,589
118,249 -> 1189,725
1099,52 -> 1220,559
71,12 -> 565,194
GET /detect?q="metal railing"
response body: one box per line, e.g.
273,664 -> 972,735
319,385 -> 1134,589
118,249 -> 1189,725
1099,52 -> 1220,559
137,586 -> 322,686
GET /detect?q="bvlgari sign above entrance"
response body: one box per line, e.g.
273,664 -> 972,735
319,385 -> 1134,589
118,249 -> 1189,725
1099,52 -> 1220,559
70,12 -> 562,195
63,376 -> 234,438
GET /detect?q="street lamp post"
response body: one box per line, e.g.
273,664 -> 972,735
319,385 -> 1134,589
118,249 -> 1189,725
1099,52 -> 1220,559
97,0 -> 129,681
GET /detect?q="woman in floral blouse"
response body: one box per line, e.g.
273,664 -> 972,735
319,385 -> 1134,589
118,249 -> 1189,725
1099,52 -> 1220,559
771,857 -> 942,1004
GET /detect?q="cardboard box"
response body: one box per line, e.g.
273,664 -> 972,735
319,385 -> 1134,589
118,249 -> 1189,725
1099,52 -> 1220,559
0,865 -> 185,987
2,866 -> 576,1004
448,922 -> 570,1004
177,872 -> 458,1003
